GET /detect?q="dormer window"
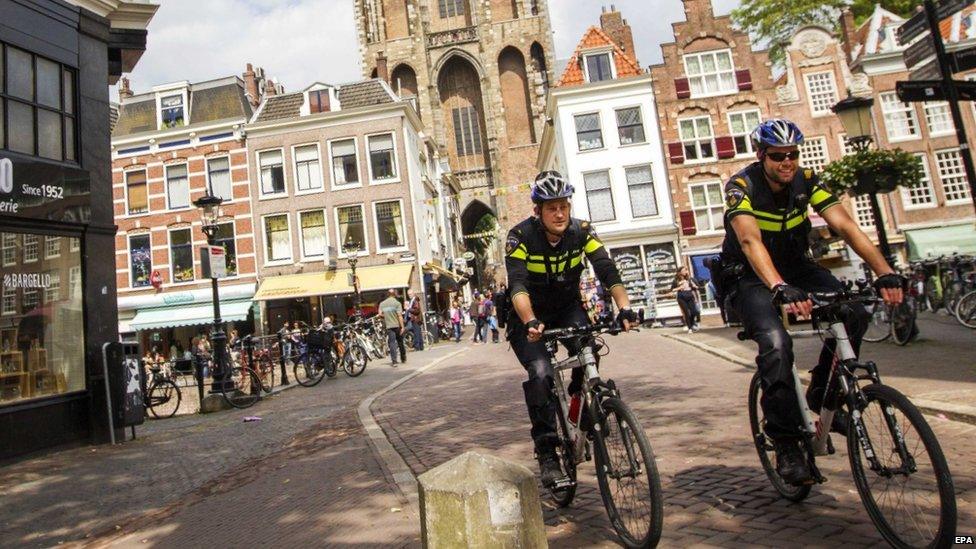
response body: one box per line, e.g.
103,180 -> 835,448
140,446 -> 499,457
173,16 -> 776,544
583,52 -> 614,83
309,89 -> 330,114
160,94 -> 185,128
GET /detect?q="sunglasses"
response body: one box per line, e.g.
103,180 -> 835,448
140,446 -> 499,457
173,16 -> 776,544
766,151 -> 801,162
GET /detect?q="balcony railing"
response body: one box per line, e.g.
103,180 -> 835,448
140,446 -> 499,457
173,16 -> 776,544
427,26 -> 478,48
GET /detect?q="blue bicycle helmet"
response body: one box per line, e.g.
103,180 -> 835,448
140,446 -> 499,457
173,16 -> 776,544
531,170 -> 575,204
751,119 -> 804,150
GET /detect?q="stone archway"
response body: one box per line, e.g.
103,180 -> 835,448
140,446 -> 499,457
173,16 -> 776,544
437,54 -> 490,173
498,46 -> 535,145
460,199 -> 499,290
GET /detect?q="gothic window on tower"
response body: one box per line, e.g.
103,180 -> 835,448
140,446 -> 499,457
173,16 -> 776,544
452,106 -> 483,156
439,0 -> 465,18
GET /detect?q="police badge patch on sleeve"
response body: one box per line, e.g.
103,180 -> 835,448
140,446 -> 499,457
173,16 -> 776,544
505,234 -> 520,255
725,187 -> 745,209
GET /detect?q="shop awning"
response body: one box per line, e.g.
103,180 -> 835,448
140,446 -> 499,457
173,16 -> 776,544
906,224 -> 976,261
129,300 -> 253,331
253,264 -> 414,301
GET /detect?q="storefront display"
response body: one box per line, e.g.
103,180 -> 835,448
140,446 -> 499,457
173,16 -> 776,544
609,242 -> 680,315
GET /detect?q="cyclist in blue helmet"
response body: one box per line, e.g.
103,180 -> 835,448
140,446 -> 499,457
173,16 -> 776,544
718,119 -> 904,485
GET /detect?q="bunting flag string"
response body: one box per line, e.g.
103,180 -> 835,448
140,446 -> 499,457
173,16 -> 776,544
418,181 -> 534,206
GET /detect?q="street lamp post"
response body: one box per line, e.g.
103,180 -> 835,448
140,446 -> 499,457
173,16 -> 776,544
344,236 -> 362,317
193,193 -> 229,393
831,93 -> 896,266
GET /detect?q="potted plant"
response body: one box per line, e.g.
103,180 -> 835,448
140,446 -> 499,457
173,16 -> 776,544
819,148 -> 924,197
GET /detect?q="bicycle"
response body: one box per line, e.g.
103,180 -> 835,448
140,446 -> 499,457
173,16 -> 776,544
955,287 -> 976,328
221,335 -> 267,409
293,325 -> 338,387
333,323 -> 368,377
861,276 -> 917,346
743,288 -> 956,548
145,364 -> 181,419
540,322 -> 663,549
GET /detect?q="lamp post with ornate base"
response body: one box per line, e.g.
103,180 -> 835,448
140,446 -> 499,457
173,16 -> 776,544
193,194 -> 230,395
344,236 -> 362,318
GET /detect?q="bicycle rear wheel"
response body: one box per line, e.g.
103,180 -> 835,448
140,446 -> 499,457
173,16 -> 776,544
863,303 -> 891,343
222,366 -> 262,409
293,353 -> 326,387
593,397 -> 663,549
890,300 -> 917,346
148,379 -> 181,419
747,372 -> 811,501
847,383 -> 956,549
955,290 -> 976,328
342,344 -> 367,377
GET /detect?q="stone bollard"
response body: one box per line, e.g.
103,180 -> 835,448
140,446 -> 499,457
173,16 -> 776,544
418,451 -> 547,548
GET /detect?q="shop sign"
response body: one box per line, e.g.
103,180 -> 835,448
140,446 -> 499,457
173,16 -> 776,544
0,154 -> 91,223
161,292 -> 194,305
201,246 -> 226,279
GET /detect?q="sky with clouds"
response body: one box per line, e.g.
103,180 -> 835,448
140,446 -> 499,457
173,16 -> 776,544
122,0 -> 741,95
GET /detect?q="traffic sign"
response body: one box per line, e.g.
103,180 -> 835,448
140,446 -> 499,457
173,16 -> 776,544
898,11 -> 929,45
896,80 -> 946,102
937,0 -> 975,20
955,80 -> 976,100
910,59 -> 942,81
903,34 -> 936,68
950,45 -> 976,73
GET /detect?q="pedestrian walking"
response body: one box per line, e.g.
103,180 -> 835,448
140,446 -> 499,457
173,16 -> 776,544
469,294 -> 483,342
379,289 -> 407,366
449,301 -> 463,342
484,293 -> 499,343
495,283 -> 509,330
673,266 -> 701,333
406,289 -> 424,351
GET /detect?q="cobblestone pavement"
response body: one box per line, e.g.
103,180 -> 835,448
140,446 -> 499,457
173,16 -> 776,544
0,344 -> 460,548
374,331 -> 976,547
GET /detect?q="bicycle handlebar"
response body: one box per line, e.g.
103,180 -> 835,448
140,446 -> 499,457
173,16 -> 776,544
540,321 -> 637,341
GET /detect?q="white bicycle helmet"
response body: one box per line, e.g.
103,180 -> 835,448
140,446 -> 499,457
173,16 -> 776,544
531,171 -> 575,204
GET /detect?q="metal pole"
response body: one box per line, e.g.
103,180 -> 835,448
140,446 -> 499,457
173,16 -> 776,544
925,0 -> 976,213
207,229 -> 228,393
868,192 -> 895,265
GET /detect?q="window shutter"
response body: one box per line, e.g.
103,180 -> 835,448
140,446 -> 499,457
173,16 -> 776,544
667,142 -> 685,164
715,136 -> 736,159
735,69 -> 752,91
679,210 -> 697,236
674,77 -> 691,99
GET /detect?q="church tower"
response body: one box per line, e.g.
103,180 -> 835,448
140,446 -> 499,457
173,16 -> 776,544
354,0 -> 556,235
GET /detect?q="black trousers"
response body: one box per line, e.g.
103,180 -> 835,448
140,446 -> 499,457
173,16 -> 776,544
676,290 -> 699,328
508,305 -> 592,450
732,263 -> 868,440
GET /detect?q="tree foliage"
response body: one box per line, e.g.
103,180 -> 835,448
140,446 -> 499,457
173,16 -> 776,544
731,0 -> 920,67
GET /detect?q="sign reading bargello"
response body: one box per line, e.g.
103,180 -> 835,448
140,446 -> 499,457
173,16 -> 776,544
0,154 -> 91,223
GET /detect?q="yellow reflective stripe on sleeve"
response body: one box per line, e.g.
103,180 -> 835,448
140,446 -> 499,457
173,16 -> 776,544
810,188 -> 833,207
583,235 -> 603,254
508,244 -> 528,260
754,218 -> 782,232
750,209 -> 783,222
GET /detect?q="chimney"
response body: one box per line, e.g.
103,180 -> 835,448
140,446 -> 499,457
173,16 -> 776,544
839,8 -> 857,62
243,63 -> 261,108
376,51 -> 389,82
264,78 -> 278,99
118,76 -> 133,101
600,5 -> 638,65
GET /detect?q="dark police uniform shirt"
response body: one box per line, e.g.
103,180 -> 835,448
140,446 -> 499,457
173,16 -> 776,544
505,217 -> 623,319
721,162 -> 840,275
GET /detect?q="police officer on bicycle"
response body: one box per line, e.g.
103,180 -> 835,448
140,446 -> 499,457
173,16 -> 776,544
505,171 -> 639,487
720,119 -> 904,485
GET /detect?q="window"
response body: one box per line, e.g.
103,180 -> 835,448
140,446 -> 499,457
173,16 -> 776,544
69,266 -> 81,300
452,106 -> 484,156
169,229 -> 194,282
438,0 -> 464,18
165,164 -> 190,209
683,50 -> 736,96
575,113 -> 603,151
689,182 -> 724,233
853,195 -> 876,228
207,157 -> 233,201
804,71 -> 838,115
23,288 -> 39,312
330,139 -> 360,186
880,92 -> 919,140
678,116 -> 714,162
0,42 -> 78,161
23,235 -> 38,263
374,201 -> 405,249
625,165 -> 658,218
2,286 -> 15,315
44,236 -> 60,259
70,237 -> 80,252
309,89 -> 330,114
264,214 -> 292,262
44,272 -> 59,303
259,150 -> 286,195
2,234 -> 16,267
583,170 -> 615,222
728,110 -> 761,156
129,234 -> 152,288
616,107 -> 645,145
215,222 -> 237,276
126,170 -> 149,214
901,154 -> 936,208
584,53 -> 614,83
159,94 -> 185,128
299,210 -> 327,258
799,136 -> 829,173
368,134 -> 398,181
923,102 -> 954,136
336,205 -> 366,253
293,145 -> 323,192
935,149 -> 973,203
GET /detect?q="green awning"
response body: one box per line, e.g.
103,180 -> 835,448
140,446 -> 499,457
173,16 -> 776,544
906,224 -> 976,261
128,300 -> 253,331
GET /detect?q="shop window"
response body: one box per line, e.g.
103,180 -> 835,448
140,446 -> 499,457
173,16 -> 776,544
583,170 -> 615,222
44,236 -> 60,259
689,182 -> 724,233
374,200 -> 405,250
336,205 -> 366,253
2,234 -> 16,267
584,52 -> 614,83
728,110 -> 761,156
330,139 -> 359,186
129,234 -> 152,288
616,107 -> 645,145
259,149 -> 286,195
126,170 -> 149,214
207,157 -> 233,201
368,134 -> 398,181
575,113 -> 603,151
679,116 -> 715,162
264,214 -> 292,262
165,164 -> 190,209
0,231 -> 85,405
159,94 -> 185,128
300,210 -> 327,258
215,223 -> 237,276
452,106 -> 483,156
23,235 -> 38,263
294,145 -> 323,192
625,165 -> 658,218
169,229 -> 194,282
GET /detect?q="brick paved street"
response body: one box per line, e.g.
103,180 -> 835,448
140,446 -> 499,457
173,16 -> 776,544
374,331 -> 976,547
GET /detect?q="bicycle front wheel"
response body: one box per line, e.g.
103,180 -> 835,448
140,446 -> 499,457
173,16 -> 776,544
890,300 -> 917,346
223,367 -> 262,409
863,302 -> 892,343
847,383 -> 956,549
593,397 -> 663,549
148,379 -> 181,419
955,289 -> 976,328
342,344 -> 368,377
293,353 -> 326,387
747,372 -> 811,502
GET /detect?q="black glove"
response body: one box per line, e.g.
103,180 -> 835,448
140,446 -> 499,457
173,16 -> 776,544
873,273 -> 905,291
616,308 -> 638,325
770,283 -> 809,306
525,318 -> 542,332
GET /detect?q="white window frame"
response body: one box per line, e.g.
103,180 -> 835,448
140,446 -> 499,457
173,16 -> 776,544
615,105 -> 646,146
327,137 -> 362,190
923,101 -> 955,137
624,163 -> 659,219
44,272 -> 60,303
123,168 -> 149,216
582,169 -> 616,222
853,194 -> 876,229
365,132 -> 400,185
44,235 -> 61,259
167,227 -> 195,284
23,234 -> 39,263
799,136 -> 830,174
206,155 -> 234,201
68,266 -> 81,300
880,92 -> 920,142
935,148 -> 974,205
838,133 -> 859,157
901,153 -> 937,210
334,204 -> 369,258
156,88 -> 188,130
682,49 -> 737,98
574,112 -> 604,152
261,213 -> 293,265
803,71 -> 839,117
127,233 -> 152,288
70,236 -> 80,252
582,49 -> 616,83
2,234 -> 16,267
298,208 -> 329,261
291,143 -> 324,195
372,199 -> 409,252
1,286 -> 15,316
688,181 -> 725,234
164,163 -> 190,210
257,148 -> 287,198
677,116 -> 716,163
727,109 -> 762,157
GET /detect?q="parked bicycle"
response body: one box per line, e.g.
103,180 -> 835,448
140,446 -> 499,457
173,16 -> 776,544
293,324 -> 337,387
222,335 -> 273,409
744,287 -> 956,548
145,364 -> 182,419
